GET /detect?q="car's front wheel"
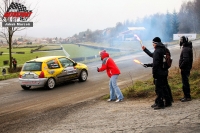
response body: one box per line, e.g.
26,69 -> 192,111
79,70 -> 88,82
21,85 -> 31,90
45,78 -> 56,89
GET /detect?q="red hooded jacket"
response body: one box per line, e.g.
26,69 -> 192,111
98,51 -> 120,78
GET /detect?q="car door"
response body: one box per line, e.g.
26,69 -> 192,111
45,58 -> 63,81
57,57 -> 78,80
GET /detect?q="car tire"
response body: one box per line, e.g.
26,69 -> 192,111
21,85 -> 31,90
79,70 -> 88,82
45,78 -> 56,89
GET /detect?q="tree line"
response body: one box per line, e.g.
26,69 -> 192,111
71,0 -> 200,44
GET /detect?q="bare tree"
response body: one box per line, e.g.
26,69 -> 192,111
0,0 -> 38,69
178,1 -> 197,33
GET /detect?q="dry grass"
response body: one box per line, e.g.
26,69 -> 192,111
120,55 -> 200,101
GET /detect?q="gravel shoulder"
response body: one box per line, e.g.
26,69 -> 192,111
37,98 -> 200,133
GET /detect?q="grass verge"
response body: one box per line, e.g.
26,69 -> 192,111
0,72 -> 19,80
103,56 -> 200,101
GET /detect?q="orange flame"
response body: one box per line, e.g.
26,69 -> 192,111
133,59 -> 141,64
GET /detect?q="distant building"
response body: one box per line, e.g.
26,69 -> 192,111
52,39 -> 56,43
119,27 -> 145,41
41,40 -> 48,44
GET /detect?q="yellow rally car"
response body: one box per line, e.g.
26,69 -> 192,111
19,56 -> 88,90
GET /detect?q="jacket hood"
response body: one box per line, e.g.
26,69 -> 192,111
100,50 -> 109,60
155,42 -> 165,48
183,41 -> 192,48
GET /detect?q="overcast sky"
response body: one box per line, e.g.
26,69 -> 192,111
16,0 -> 193,38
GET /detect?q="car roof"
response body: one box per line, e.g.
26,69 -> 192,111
27,56 -> 66,62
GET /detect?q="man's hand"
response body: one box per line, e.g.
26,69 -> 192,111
142,46 -> 146,50
143,64 -> 148,68
97,67 -> 99,72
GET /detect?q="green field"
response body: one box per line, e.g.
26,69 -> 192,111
0,44 -> 123,67
62,44 -> 103,58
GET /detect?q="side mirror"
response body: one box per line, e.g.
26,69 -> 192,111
73,62 -> 77,66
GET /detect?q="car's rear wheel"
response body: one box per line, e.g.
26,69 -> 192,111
79,70 -> 88,82
21,85 -> 31,90
45,78 -> 56,89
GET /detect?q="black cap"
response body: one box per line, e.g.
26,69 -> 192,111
152,37 -> 161,43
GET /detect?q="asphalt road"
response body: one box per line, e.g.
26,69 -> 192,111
0,40 -> 199,132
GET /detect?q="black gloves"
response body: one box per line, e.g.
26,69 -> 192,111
97,67 -> 99,72
143,64 -> 147,68
143,63 -> 153,68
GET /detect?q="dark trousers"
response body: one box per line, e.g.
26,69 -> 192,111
13,64 -> 17,69
181,70 -> 191,98
154,76 -> 171,106
163,76 -> 173,103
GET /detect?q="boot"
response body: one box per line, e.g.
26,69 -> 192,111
154,100 -> 164,110
154,105 -> 165,110
165,102 -> 172,107
181,97 -> 191,102
151,103 -> 157,108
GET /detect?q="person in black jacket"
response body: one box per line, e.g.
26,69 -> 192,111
142,37 -> 172,109
179,36 -> 193,102
12,58 -> 17,70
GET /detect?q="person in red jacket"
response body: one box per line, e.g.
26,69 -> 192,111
97,50 -> 124,102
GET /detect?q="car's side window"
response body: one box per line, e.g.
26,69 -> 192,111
47,59 -> 60,69
58,57 -> 74,67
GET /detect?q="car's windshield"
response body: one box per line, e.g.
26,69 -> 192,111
22,62 -> 42,71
